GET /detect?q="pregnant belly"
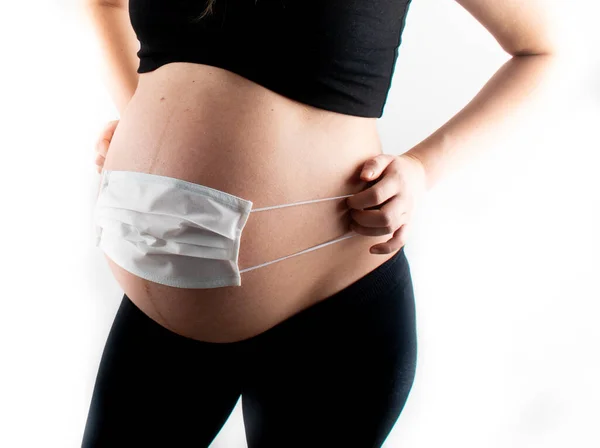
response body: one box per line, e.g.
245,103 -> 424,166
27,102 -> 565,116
97,63 -> 396,343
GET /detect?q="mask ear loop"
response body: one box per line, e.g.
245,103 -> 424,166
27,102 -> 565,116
238,231 -> 358,273
249,193 -> 354,213
239,193 -> 358,273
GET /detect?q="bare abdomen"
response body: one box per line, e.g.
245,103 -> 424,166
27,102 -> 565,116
98,62 -> 395,343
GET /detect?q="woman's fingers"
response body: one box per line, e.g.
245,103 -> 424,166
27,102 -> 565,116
94,119 -> 119,170
346,173 -> 399,211
350,209 -> 409,237
369,221 -> 412,254
95,137 -> 110,158
349,194 -> 407,233
102,119 -> 119,140
95,152 -> 105,167
95,119 -> 119,154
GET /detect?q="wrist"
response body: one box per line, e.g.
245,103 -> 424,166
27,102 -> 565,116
400,151 -> 431,191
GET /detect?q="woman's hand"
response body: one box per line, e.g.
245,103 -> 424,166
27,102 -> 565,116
94,119 -> 119,173
346,153 -> 428,254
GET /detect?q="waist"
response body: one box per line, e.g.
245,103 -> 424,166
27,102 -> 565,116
105,62 -> 383,207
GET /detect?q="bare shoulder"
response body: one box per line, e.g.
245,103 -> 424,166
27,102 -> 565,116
452,0 -> 564,55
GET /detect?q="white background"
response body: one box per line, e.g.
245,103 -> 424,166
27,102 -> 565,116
0,0 -> 598,447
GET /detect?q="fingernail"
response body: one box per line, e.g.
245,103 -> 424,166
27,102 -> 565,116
364,170 -> 374,178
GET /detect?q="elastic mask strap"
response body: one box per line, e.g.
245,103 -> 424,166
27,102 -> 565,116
238,231 -> 358,274
240,193 -> 357,273
249,194 -> 354,212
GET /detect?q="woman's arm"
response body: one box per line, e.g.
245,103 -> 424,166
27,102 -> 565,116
83,0 -> 140,116
403,0 -> 567,191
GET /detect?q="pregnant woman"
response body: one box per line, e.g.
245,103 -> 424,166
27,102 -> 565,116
81,0 -> 559,446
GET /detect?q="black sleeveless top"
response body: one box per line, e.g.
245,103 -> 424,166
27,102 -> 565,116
129,0 -> 414,118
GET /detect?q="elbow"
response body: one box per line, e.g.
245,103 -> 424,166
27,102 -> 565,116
504,29 -> 569,59
510,47 -> 558,57
505,41 -> 567,59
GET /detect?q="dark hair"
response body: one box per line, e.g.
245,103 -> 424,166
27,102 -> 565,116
196,0 -> 217,21
193,0 -> 259,22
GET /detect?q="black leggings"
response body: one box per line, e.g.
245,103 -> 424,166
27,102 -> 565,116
82,247 -> 418,448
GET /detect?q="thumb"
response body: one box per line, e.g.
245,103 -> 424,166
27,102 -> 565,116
360,154 -> 396,181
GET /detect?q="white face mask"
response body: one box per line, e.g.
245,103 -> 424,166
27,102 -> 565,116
93,170 -> 358,289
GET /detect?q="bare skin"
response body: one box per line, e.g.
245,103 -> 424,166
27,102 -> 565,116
100,62 -> 397,343
91,0 -> 563,343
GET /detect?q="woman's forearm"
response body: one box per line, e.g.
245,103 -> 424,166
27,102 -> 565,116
404,53 -> 562,191
83,2 -> 140,116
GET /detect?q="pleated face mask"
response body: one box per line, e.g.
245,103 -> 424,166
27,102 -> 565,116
93,170 -> 357,289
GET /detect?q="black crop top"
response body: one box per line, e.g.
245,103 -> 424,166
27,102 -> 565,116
129,0 -> 414,118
